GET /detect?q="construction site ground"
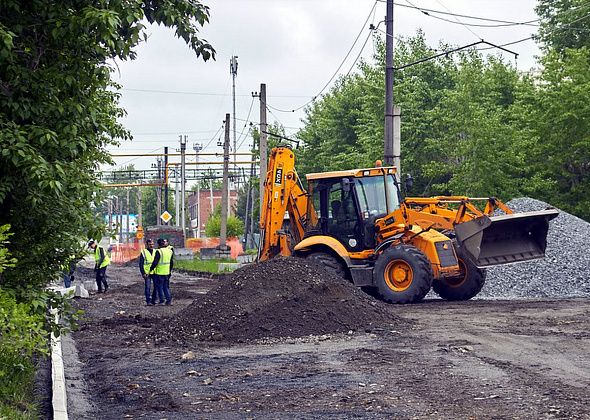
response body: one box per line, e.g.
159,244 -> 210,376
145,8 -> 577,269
69,262 -> 590,419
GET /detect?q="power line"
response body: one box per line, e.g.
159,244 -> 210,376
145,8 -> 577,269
202,121 -> 225,151
430,0 -> 483,39
266,0 -> 378,114
132,129 -> 221,135
376,0 -> 540,26
123,87 -> 312,98
236,97 -> 256,150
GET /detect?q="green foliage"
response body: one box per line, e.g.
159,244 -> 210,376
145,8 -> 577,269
297,30 -> 590,221
536,0 -> 590,53
0,289 -> 46,417
521,48 -> 590,219
175,258 -> 236,273
0,225 -> 17,275
141,186 -> 176,227
204,204 -> 245,238
0,0 -> 214,290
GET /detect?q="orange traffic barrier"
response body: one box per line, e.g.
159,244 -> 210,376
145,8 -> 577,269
109,241 -> 142,265
186,237 -> 243,259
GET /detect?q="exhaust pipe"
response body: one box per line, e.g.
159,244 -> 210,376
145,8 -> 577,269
454,209 -> 559,267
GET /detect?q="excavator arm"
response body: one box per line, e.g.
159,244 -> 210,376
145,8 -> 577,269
258,147 -> 310,261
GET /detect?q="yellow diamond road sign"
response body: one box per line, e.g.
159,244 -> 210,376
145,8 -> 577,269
160,211 -> 172,224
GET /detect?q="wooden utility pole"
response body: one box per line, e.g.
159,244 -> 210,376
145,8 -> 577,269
180,135 -> 187,246
220,113 -> 231,249
384,0 -> 394,166
156,158 -> 162,225
259,83 -> 267,214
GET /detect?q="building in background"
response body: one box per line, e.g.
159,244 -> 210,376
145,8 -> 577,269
188,189 -> 238,237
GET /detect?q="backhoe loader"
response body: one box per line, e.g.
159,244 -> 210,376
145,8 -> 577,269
258,146 -> 558,304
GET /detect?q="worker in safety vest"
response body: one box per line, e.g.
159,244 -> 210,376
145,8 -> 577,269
149,238 -> 174,305
162,238 -> 174,294
139,239 -> 156,306
88,240 -> 110,293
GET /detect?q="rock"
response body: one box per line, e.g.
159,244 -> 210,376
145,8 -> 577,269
75,283 -> 90,298
181,351 -> 196,361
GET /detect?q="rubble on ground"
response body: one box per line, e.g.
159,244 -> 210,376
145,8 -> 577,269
480,197 -> 590,299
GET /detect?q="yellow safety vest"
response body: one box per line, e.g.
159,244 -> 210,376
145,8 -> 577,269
94,246 -> 110,268
141,248 -> 155,275
154,247 -> 172,276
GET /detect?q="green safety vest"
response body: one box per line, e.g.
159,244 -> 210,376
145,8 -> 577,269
94,246 -> 110,268
141,248 -> 155,275
154,247 -> 173,276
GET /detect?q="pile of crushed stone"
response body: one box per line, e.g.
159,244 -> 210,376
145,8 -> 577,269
158,257 -> 399,343
480,197 -> 590,299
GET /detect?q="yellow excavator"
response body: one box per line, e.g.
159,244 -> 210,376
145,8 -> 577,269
258,146 -> 558,304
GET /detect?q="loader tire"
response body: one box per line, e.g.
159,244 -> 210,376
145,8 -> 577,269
373,245 -> 433,304
433,243 -> 486,301
305,252 -> 347,279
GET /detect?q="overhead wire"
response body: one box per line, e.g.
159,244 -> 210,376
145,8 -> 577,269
376,0 -> 540,26
427,0 -> 482,40
236,96 -> 256,151
123,87 -> 312,98
266,0 -> 378,113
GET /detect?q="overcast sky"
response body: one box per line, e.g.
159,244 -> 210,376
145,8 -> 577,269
108,0 -> 541,175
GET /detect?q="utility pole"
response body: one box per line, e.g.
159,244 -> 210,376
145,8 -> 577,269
193,142 -> 203,238
258,83 -> 267,215
137,188 -> 143,241
108,198 -> 112,233
230,56 -> 239,190
164,146 -> 169,213
384,0 -> 395,167
155,158 -> 162,225
209,178 -> 214,216
118,195 -> 123,244
175,165 -> 180,226
219,113 -> 230,250
126,188 -> 130,244
180,135 -> 187,246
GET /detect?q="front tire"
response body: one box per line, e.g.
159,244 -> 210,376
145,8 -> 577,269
305,252 -> 347,279
373,245 -> 433,304
433,243 -> 486,301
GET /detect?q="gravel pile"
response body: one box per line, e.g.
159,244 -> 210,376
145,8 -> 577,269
479,197 -> 590,299
158,257 -> 398,344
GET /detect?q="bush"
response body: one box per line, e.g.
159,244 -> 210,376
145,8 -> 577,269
0,289 -> 47,417
204,205 -> 245,238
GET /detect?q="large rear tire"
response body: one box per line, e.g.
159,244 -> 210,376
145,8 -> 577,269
373,245 -> 433,304
305,252 -> 347,279
433,242 -> 486,301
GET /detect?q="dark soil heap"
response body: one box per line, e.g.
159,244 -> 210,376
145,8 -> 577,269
161,257 -> 398,343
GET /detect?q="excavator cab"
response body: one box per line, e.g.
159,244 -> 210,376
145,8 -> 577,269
305,168 -> 401,251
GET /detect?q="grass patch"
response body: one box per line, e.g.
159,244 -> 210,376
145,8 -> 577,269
0,353 -> 38,419
175,258 -> 237,274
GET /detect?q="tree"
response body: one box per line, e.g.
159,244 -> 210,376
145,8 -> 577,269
204,204 -> 244,238
536,0 -> 590,53
520,48 -> 590,219
0,1 -> 214,290
141,186 -> 176,227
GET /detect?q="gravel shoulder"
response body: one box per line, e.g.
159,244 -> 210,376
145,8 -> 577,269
70,263 -> 590,419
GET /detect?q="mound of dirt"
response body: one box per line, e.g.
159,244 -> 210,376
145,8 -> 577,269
159,257 -> 398,343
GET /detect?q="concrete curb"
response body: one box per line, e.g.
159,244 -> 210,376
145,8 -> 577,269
50,308 -> 68,420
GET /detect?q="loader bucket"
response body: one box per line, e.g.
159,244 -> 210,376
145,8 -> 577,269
454,209 -> 559,268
